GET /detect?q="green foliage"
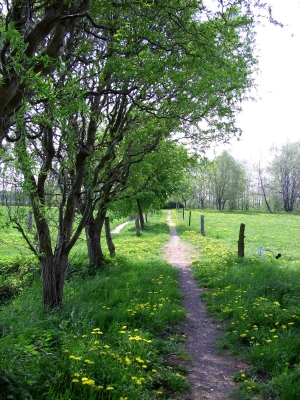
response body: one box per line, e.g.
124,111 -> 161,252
162,202 -> 184,209
269,142 -> 300,212
108,142 -> 192,218
0,255 -> 39,304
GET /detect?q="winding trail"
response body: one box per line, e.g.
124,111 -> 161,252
111,220 -> 132,234
162,211 -> 246,400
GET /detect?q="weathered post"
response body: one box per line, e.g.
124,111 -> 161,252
135,214 -> 141,236
183,207 -> 185,219
238,223 -> 245,257
28,211 -> 33,231
189,211 -> 191,226
105,217 -> 115,256
200,215 -> 205,235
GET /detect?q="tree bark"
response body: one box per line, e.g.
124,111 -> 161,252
41,252 -> 69,308
38,227 -> 69,308
105,217 -> 115,256
136,198 -> 145,229
135,214 -> 141,236
85,214 -> 105,267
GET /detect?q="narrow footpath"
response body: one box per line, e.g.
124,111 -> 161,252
162,211 -> 247,400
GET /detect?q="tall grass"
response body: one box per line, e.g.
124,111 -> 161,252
174,209 -> 300,400
0,212 -> 189,400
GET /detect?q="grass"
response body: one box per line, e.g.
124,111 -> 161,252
0,205 -> 130,303
0,205 -> 129,259
0,211 -> 189,400
173,209 -> 300,400
2,207 -> 300,399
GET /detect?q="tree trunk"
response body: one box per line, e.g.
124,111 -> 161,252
105,217 -> 115,256
85,213 -> 106,266
41,250 -> 68,308
136,198 -> 145,229
135,214 -> 141,236
258,165 -> 272,213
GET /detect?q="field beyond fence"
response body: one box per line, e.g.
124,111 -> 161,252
173,209 -> 300,400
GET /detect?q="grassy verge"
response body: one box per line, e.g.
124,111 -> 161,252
0,204 -> 131,304
0,211 -> 189,400
0,205 -> 129,259
173,209 -> 300,400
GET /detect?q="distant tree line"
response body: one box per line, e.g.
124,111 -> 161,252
174,142 -> 300,212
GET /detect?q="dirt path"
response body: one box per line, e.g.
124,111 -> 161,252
162,211 -> 246,400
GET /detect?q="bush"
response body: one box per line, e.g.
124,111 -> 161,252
162,201 -> 184,209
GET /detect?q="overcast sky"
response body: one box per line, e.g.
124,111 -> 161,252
209,0 -> 300,164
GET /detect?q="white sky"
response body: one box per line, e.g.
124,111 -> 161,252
209,0 -> 300,164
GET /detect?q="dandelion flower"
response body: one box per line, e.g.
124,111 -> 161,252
83,379 -> 95,386
84,359 -> 95,365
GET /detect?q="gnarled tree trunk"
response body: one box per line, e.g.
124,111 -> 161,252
85,212 -> 106,267
41,251 -> 69,308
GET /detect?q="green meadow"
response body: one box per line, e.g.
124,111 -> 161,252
174,209 -> 300,400
1,208 -> 300,399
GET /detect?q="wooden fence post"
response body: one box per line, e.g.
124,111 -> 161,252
188,211 -> 191,226
200,215 -> 205,235
182,207 -> 184,219
238,223 -> 245,257
28,211 -> 33,231
105,217 -> 115,256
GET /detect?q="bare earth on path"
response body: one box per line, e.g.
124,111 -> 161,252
162,211 -> 247,400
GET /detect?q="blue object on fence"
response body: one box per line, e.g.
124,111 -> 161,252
258,246 -> 264,259
258,246 -> 281,260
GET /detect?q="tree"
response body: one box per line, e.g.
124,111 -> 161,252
209,151 -> 246,210
0,0 -> 91,143
1,1 -> 274,307
110,141 -> 193,215
269,142 -> 300,212
257,161 -> 272,212
184,159 -> 213,209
